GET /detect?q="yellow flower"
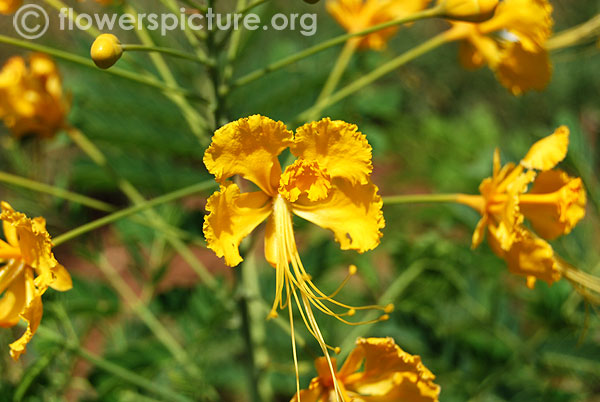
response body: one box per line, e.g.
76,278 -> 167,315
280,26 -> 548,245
0,54 -> 69,139
204,115 -> 389,397
326,0 -> 430,50
445,0 -> 554,94
0,202 -> 72,360
456,126 -> 587,287
292,337 -> 440,402
0,0 -> 21,14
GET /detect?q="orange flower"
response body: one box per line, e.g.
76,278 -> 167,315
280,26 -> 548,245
456,127 -> 587,288
0,202 -> 72,360
292,337 -> 440,402
0,54 -> 69,139
445,0 -> 554,94
0,0 -> 21,14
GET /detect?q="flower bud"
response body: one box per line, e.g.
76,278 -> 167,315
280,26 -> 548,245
91,34 -> 123,69
439,0 -> 498,22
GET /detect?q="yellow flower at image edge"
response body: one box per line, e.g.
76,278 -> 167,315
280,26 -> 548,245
326,0 -> 430,50
0,202 -> 72,360
0,0 -> 21,15
445,0 -> 554,95
0,53 -> 69,139
456,126 -> 587,288
203,115 -> 389,397
292,337 -> 440,402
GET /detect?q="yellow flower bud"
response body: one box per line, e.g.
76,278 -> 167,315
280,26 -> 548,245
439,0 -> 498,22
90,34 -> 123,69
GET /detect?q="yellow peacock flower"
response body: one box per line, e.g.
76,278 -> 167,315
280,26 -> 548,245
444,0 -> 554,95
326,0 -> 430,50
0,202 -> 72,360
0,54 -> 69,139
292,337 -> 440,402
203,115 -> 389,399
456,127 -> 587,288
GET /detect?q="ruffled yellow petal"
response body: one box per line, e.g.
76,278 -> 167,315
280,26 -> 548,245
458,39 -> 487,70
279,159 -> 332,203
520,170 -> 586,240
479,0 -> 553,51
203,182 -> 272,267
0,268 -> 27,328
49,264 -> 73,292
521,126 -> 569,171
203,115 -> 293,195
346,337 -> 440,400
292,179 -> 384,253
9,269 -> 43,361
471,216 -> 488,249
1,207 -> 57,282
495,42 -> 552,95
293,118 -> 373,185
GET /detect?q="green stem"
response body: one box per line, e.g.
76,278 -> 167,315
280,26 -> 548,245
96,255 -> 209,383
231,7 -> 443,89
307,40 -> 357,121
43,0 -> 101,38
0,170 -> 206,245
52,180 -> 215,247
121,44 -> 215,67
64,127 -> 219,289
297,32 -> 449,123
383,193 -> 460,205
338,260 -> 428,359
0,171 -> 113,212
36,327 -> 193,402
123,4 -> 210,143
0,35 -> 205,101
0,35 -> 208,100
238,0 -> 270,14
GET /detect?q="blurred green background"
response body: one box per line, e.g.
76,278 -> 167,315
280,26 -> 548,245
0,0 -> 599,400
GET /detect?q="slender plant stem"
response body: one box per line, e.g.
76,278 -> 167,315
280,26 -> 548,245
0,170 -> 206,245
338,260 -> 428,359
64,127 -> 219,289
52,180 -> 214,246
297,32 -> 449,123
36,326 -> 193,402
230,6 -> 443,89
96,255 -> 212,386
239,251 -> 274,401
43,0 -> 101,37
123,4 -> 210,142
0,171 -> 113,212
237,266 -> 262,402
121,44 -> 215,66
383,193 -> 460,205
221,0 -> 248,89
239,0 -> 270,14
547,13 -> 600,50
0,35 -> 205,100
306,40 -> 357,121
